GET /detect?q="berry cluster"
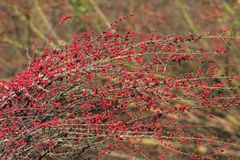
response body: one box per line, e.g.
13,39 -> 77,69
0,15 -> 239,159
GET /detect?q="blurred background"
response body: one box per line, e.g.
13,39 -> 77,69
0,0 -> 240,79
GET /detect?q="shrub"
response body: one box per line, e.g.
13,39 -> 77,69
0,15 -> 239,159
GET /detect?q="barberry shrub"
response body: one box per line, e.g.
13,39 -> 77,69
0,15 -> 239,159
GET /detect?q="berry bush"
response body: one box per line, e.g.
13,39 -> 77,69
0,15 -> 240,159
